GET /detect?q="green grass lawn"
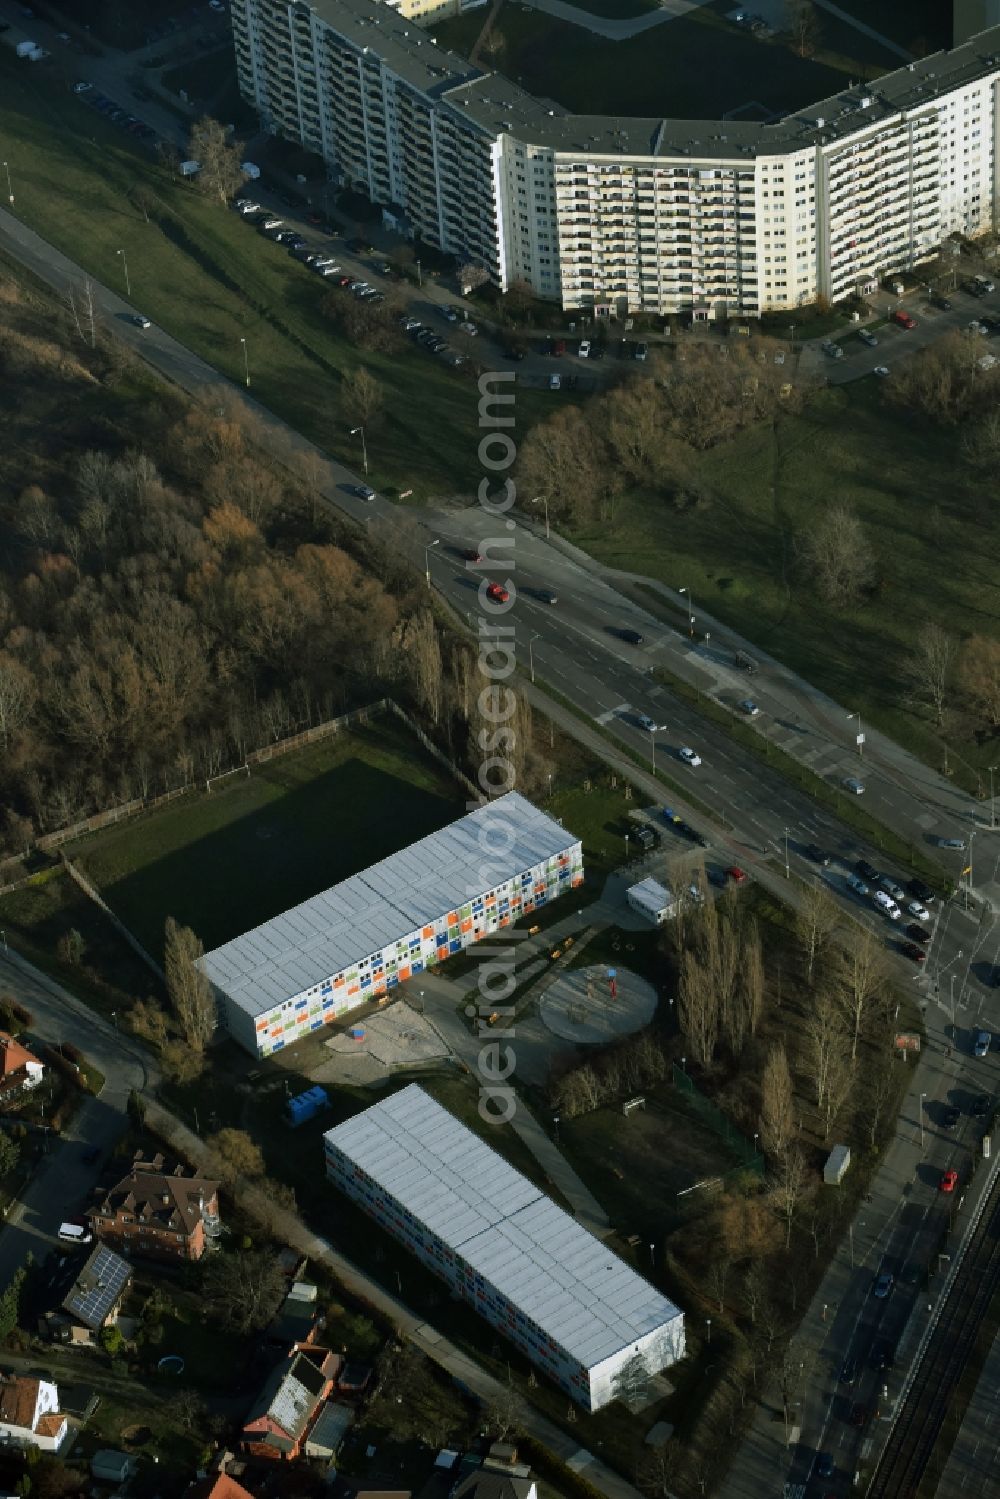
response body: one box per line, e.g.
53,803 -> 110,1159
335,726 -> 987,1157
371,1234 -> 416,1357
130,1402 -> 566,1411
570,380 -> 1000,793
65,717 -> 466,958
0,50 -> 556,500
436,0 -> 895,119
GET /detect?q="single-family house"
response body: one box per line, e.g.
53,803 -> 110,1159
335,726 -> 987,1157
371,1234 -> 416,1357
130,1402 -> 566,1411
241,1343 -> 341,1461
186,1469 -> 256,1499
453,1475 -> 537,1499
41,1243 -> 132,1345
0,1373 -> 67,1451
91,1451 -> 137,1484
0,1033 -> 44,1105
90,1151 -> 221,1262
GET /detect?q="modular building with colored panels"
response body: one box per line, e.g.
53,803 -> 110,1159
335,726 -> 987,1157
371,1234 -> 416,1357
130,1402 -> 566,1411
324,1085 -> 685,1411
198,791 -> 583,1058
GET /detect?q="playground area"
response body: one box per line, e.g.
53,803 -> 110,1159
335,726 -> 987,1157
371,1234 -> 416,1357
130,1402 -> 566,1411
540,962 -> 657,1043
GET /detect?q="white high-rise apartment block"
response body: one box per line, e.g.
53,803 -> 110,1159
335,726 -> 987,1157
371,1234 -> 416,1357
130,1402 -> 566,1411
230,0 -> 1000,316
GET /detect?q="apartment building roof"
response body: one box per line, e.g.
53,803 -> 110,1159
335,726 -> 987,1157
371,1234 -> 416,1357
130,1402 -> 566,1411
299,0 -> 1000,163
94,1155 -> 220,1238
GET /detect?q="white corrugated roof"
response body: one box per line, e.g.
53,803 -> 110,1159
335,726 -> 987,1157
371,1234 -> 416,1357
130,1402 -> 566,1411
628,878 -> 671,905
198,791 -> 577,1019
325,1085 -> 682,1371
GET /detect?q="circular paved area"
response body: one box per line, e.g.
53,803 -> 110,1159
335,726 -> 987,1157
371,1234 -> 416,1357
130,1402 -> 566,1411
540,963 -> 657,1043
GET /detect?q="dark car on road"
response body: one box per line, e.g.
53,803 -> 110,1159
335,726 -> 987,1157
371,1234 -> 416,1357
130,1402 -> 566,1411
612,628 -> 644,645
873,1270 -> 894,1299
942,1104 -> 960,1130
857,859 -> 880,882
971,1095 -> 992,1119
901,941 -> 926,964
805,843 -> 830,865
871,1341 -> 895,1371
906,922 -> 931,943
839,1357 -> 857,1385
907,878 -> 935,902
849,1403 -> 873,1427
813,1453 -> 834,1479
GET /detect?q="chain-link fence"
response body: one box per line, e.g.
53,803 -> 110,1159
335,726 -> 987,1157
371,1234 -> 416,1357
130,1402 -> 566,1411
673,1062 -> 764,1176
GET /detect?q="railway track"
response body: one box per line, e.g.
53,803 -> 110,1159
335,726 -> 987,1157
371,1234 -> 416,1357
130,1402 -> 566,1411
866,1167 -> 1000,1498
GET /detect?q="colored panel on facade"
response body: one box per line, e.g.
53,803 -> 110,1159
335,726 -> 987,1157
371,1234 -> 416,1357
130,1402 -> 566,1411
398,967 -> 411,981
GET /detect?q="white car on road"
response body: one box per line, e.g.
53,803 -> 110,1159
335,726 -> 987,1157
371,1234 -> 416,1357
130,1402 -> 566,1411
678,747 -> 702,767
907,900 -> 929,921
874,890 -> 901,920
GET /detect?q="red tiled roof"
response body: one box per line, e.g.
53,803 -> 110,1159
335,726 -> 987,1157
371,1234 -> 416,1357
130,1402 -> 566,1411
0,1375 -> 39,1429
35,1412 -> 66,1438
187,1474 -> 255,1499
0,1033 -> 42,1079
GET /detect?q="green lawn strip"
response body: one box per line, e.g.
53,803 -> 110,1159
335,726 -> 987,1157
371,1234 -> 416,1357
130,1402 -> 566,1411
65,719 -> 467,956
647,659 -> 951,892
568,382 -> 997,793
0,52 -> 558,498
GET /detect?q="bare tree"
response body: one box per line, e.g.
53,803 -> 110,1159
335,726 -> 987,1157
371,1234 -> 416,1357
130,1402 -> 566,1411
206,1127 -> 265,1184
203,1248 -> 286,1332
164,916 -> 216,1054
806,990 -> 846,1115
798,504 -> 874,607
759,1043 -> 795,1159
834,924 -> 888,1059
773,1139 -> 809,1247
796,881 -> 839,983
822,1044 -> 854,1139
741,1261 -> 766,1326
785,0 -> 820,57
188,116 -> 247,204
707,1256 -> 731,1314
677,949 -> 719,1069
457,262 -> 490,293
958,634 -> 1000,729
861,1053 -> 897,1149
908,621 -> 956,726
0,655 -> 35,749
406,609 -> 443,724
341,366 -> 384,429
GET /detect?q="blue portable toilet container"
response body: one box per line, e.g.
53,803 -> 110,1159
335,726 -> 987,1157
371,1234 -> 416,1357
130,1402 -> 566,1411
285,1085 -> 330,1127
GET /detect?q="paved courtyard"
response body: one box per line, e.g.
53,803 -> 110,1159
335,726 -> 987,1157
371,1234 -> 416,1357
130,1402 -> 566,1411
541,963 -> 657,1043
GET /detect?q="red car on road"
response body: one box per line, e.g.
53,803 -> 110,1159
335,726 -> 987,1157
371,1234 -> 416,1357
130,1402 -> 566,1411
485,582 -> 510,604
725,866 -> 748,884
892,310 -> 917,330
940,1169 -> 959,1193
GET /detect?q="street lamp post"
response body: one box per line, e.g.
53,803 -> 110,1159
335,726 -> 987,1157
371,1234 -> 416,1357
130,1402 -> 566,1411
416,258 -> 422,287
529,632 -> 541,684
989,764 -> 997,830
531,493 -> 550,539
678,585 -> 695,637
424,537 -> 440,586
553,1114 -> 560,1143
848,710 -> 864,758
117,247 -> 131,299
919,1091 -> 926,1150
783,826 -> 790,880
240,336 -> 250,388
706,1317 -> 711,1345
350,425 -> 368,476
649,727 -> 657,771
2,161 -> 12,207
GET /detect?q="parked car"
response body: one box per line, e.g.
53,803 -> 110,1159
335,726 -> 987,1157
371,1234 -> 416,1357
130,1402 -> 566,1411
942,1104 -> 960,1130
873,365 -> 890,378
892,310 -> 917,329
857,859 -> 880,882
907,878 -> 934,902
879,875 -> 905,900
971,1095 -> 992,1119
847,873 -> 869,897
805,844 -> 829,865
725,866 -> 748,884
459,321 -> 478,336
548,374 -> 562,390
907,900 -> 929,921
874,890 -> 901,920
442,306 -> 459,322
905,922 -> 931,943
940,1169 -> 959,1193
901,942 -> 926,964
974,1030 -> 992,1057
932,296 -> 952,311
858,328 -> 878,347
578,339 -> 591,358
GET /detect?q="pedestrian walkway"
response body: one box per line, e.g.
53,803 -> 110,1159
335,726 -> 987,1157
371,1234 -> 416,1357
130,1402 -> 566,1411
518,0 -> 706,42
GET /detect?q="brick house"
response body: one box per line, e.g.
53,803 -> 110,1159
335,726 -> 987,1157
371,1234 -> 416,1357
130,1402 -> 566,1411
0,1033 -> 44,1106
242,1344 -> 341,1461
0,1373 -> 67,1451
187,1470 -> 256,1499
89,1151 -> 221,1263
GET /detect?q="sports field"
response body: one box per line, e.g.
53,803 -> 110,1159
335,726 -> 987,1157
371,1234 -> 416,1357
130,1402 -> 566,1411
65,717 -> 467,959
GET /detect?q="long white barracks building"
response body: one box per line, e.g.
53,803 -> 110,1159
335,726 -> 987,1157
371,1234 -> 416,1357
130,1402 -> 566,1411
230,0 -> 1000,316
198,791 -> 583,1058
325,1085 -> 686,1409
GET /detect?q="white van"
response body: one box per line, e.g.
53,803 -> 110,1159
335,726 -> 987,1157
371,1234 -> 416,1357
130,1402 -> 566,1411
873,890 -> 901,921
57,1221 -> 92,1245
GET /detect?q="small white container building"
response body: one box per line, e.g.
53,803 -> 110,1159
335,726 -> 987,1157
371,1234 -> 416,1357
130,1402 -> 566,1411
199,792 -> 583,1058
324,1085 -> 685,1411
626,878 -> 675,926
